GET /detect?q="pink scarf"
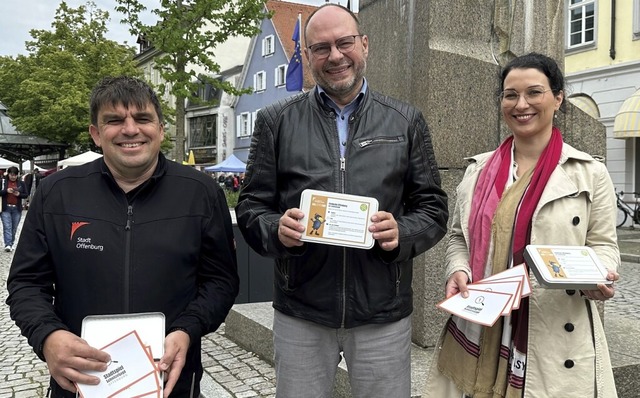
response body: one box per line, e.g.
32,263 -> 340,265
467,127 -> 563,393
468,127 -> 563,282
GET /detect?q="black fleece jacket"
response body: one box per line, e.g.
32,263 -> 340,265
6,154 -> 238,397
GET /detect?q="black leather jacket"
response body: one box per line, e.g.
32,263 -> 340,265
236,87 -> 448,328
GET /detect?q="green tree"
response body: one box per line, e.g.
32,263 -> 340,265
0,1 -> 143,153
115,0 -> 268,163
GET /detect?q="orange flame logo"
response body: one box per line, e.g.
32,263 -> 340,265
70,222 -> 90,240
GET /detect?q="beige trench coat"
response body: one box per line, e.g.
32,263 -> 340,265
424,143 -> 619,398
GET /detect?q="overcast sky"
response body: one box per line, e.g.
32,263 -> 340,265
0,0 -> 334,57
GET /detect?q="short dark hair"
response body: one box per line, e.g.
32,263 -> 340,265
303,3 -> 361,46
499,52 -> 566,111
7,166 -> 19,175
90,76 -> 163,126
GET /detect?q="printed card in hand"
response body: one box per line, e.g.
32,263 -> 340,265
524,245 -> 612,289
436,264 -> 532,325
437,289 -> 513,327
299,189 -> 378,249
76,330 -> 161,398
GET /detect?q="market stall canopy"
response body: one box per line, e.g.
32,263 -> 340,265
57,151 -> 103,168
613,88 -> 640,139
0,102 -> 69,161
0,156 -> 19,169
0,132 -> 69,163
204,154 -> 247,173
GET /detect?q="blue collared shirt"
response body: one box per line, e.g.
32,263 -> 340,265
317,79 -> 368,157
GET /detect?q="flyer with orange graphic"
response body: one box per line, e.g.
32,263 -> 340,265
524,245 -> 612,289
299,189 -> 378,249
436,265 -> 531,326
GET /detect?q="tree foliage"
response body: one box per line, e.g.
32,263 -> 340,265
0,1 -> 143,154
115,0 -> 268,163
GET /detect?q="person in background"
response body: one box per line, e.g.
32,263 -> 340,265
22,167 -> 42,210
0,166 -> 28,252
224,173 -> 234,190
6,76 -> 239,398
423,52 -> 619,397
232,174 -> 240,192
235,4 -> 448,397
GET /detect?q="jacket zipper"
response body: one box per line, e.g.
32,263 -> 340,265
282,259 -> 290,290
124,205 -> 133,312
340,157 -> 347,327
396,264 -> 401,296
359,136 -> 403,148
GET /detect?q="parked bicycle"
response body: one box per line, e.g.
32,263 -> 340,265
616,190 -> 640,228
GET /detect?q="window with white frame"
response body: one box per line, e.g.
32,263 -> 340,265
254,71 -> 266,92
262,35 -> 275,56
252,110 -> 259,131
275,65 -> 287,87
567,0 -> 596,49
236,112 -> 251,137
633,0 -> 640,39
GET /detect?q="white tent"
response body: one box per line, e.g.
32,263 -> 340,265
57,151 -> 103,168
21,160 -> 46,172
0,156 -> 19,169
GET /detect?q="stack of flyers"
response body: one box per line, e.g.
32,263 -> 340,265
76,330 -> 162,398
436,264 -> 532,327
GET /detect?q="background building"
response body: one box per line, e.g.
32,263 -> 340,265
233,0 -> 317,162
185,67 -> 244,166
134,22 -> 252,165
565,0 -> 640,201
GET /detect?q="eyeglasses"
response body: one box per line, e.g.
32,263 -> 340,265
499,88 -> 553,106
307,35 -> 364,59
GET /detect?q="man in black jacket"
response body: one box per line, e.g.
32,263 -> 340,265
235,4 -> 448,397
6,76 -> 239,397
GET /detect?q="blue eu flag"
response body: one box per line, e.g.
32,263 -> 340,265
286,18 -> 303,92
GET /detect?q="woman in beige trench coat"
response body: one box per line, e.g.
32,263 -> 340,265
423,53 -> 620,398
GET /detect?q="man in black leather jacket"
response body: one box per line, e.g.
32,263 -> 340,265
236,4 -> 448,397
6,77 -> 239,397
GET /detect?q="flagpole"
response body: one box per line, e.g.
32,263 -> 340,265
297,12 -> 302,90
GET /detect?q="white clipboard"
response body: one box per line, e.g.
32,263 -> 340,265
299,189 -> 378,249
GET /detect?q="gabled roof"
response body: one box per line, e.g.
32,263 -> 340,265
266,0 -> 318,90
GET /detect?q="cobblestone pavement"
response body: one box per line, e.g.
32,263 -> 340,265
201,327 -> 276,398
605,263 -> 640,320
1,222 -> 638,397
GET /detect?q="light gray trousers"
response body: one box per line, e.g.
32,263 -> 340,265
273,310 -> 412,398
